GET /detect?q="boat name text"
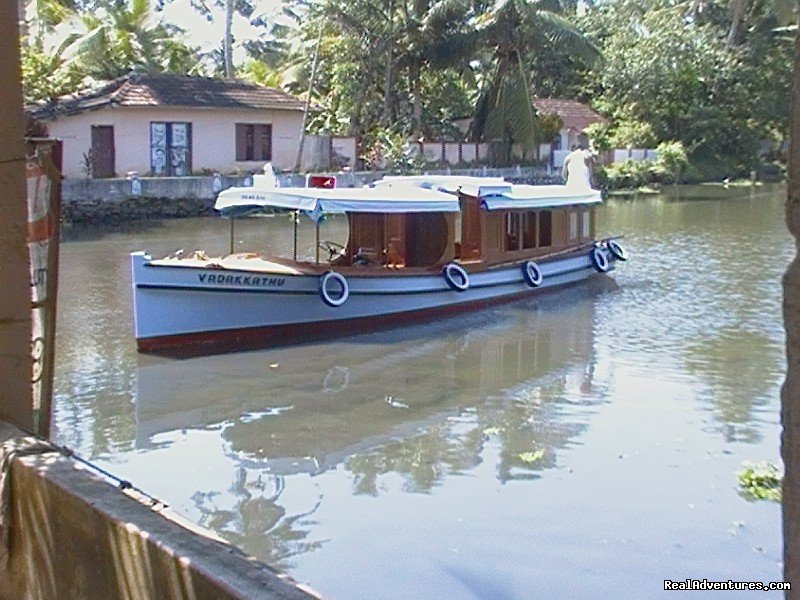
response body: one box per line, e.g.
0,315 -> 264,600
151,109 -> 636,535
198,273 -> 286,287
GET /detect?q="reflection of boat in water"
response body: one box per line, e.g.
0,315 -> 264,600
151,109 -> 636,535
134,280 -> 612,478
134,282 -> 611,566
131,173 -> 628,355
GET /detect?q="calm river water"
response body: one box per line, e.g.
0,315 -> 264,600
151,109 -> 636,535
53,183 -> 790,598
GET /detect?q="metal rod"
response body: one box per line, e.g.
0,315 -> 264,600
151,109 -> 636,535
315,221 -> 320,263
293,212 -> 298,261
229,218 -> 234,254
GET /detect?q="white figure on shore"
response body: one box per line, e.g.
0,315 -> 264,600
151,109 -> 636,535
562,145 -> 596,189
263,162 -> 279,188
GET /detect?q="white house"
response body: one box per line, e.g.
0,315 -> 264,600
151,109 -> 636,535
27,73 -> 308,179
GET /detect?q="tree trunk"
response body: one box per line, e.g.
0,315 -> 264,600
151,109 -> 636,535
782,17 -> 800,597
224,0 -> 234,78
381,0 -> 395,127
726,0 -> 748,47
411,62 -> 423,140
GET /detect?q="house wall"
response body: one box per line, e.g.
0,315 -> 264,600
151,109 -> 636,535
43,106 -> 304,178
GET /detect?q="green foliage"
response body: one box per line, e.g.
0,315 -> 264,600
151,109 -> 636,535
360,127 -> 426,172
536,113 -> 563,145
737,462 -> 782,503
237,59 -> 283,87
471,0 -> 599,154
608,119 -> 656,149
578,0 -> 793,174
600,159 -> 653,190
649,141 -> 688,184
600,140 -> 689,189
18,0 -> 793,181
79,0 -> 201,79
21,40 -> 85,102
518,449 -> 544,463
20,0 -> 203,101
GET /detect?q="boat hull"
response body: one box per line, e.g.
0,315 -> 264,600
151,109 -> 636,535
131,249 -> 617,355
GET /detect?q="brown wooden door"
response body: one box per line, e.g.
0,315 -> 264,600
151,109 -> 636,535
90,125 -> 115,178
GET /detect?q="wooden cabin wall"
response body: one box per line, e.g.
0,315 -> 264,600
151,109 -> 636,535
405,213 -> 449,267
482,212 -> 504,264
347,213 -> 385,261
384,214 -> 406,264
345,212 -> 455,267
444,213 -> 457,262
459,198 -> 483,262
478,207 -> 592,267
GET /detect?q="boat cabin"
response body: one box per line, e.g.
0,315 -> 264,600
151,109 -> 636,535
340,198 -> 594,269
214,175 -> 600,272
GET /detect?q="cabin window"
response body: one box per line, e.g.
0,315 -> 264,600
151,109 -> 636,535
522,212 -> 537,249
236,124 -> 272,161
150,122 -> 192,176
539,210 -> 552,247
569,211 -> 579,241
505,213 -> 521,251
582,208 -> 591,239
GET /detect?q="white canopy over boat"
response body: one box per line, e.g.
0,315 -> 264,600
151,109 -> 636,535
215,185 -> 461,220
371,175 -> 602,208
480,184 -> 602,210
215,174 -> 602,220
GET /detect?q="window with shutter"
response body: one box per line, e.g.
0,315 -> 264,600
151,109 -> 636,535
236,123 -> 272,161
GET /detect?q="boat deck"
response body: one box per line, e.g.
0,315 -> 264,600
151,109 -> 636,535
146,242 -> 599,277
148,253 -> 304,275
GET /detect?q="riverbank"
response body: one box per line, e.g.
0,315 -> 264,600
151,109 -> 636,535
608,179 -> 785,199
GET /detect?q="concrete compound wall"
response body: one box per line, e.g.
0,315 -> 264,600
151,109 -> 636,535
0,423 -> 320,600
61,166 -> 563,223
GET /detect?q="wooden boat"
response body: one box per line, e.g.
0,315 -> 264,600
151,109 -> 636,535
130,172 -> 628,355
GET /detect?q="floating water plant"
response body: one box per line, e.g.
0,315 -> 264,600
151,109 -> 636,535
737,462 -> 782,503
518,449 -> 545,464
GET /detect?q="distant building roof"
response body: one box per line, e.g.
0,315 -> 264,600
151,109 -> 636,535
532,98 -> 608,132
27,72 -> 307,119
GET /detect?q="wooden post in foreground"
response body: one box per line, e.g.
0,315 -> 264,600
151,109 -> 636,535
783,18 -> 800,598
0,1 -> 34,433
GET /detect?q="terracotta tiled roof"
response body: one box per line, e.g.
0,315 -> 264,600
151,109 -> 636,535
27,72 -> 306,119
532,98 -> 608,131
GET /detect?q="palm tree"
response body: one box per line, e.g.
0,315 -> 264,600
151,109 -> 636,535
79,0 -> 199,79
470,0 -> 598,162
397,0 -> 485,137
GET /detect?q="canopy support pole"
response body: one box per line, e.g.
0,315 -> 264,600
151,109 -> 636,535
293,212 -> 298,261
229,218 -> 235,254
315,221 -> 320,264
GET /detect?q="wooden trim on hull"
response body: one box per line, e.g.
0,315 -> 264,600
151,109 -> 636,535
136,274 -> 605,357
